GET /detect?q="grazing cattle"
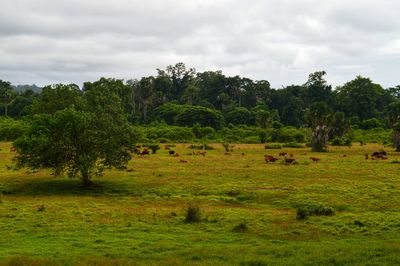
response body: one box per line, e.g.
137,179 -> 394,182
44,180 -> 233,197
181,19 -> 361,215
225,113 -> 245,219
372,151 -> 387,158
265,155 -> 279,163
279,152 -> 287,157
180,159 -> 188,163
310,157 -> 321,162
284,158 -> 296,165
173,153 -> 180,157
169,150 -> 175,156
140,149 -> 150,156
198,151 -> 207,156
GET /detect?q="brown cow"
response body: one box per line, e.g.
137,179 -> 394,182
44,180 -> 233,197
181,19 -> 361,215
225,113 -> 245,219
310,157 -> 321,162
279,152 -> 287,157
140,149 -> 150,156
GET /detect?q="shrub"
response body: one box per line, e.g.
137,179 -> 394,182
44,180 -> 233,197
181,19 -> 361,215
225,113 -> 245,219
265,144 -> 282,149
188,144 -> 214,150
232,222 -> 248,233
296,204 -> 335,220
185,204 -> 202,223
282,142 -> 304,148
148,144 -> 160,154
0,117 -> 28,141
331,137 -> 344,146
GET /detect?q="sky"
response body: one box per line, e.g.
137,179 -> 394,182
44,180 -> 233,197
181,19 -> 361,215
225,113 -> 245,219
1,0 -> 399,88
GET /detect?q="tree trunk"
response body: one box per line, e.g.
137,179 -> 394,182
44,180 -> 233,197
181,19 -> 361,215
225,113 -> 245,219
311,125 -> 330,152
393,129 -> 400,152
81,169 -> 92,187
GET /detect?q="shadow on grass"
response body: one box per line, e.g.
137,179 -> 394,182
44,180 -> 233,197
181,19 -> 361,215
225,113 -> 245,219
1,178 -> 133,197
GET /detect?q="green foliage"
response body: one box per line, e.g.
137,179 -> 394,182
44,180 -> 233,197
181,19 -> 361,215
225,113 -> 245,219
31,84 -> 84,115
13,107 -> 137,186
259,131 -> 267,143
176,105 -> 223,129
0,117 -> 27,141
224,107 -> 255,125
282,142 -> 304,148
271,127 -> 306,143
360,118 -> 385,130
265,144 -> 282,149
148,144 -> 160,154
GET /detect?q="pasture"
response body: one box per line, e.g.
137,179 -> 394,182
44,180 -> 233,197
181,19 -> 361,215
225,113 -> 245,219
0,142 -> 400,265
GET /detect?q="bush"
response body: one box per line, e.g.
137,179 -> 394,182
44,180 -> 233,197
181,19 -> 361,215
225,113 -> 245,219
271,127 -> 306,143
188,144 -> 214,150
282,142 -> 304,148
265,144 -> 282,149
331,137 -> 352,147
185,204 -> 202,223
360,118 -> 385,130
148,144 -> 160,154
296,204 -> 335,220
0,117 -> 28,141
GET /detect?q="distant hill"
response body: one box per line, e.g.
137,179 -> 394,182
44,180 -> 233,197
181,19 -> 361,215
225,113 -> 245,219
13,84 -> 42,93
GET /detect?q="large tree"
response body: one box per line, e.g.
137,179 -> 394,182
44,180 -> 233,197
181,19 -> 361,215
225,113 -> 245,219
308,102 -> 332,152
14,79 -> 138,186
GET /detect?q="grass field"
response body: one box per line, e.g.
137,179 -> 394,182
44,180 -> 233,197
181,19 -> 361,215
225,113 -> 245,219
0,142 -> 400,265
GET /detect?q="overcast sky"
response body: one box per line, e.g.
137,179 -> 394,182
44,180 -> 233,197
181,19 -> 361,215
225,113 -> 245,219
1,0 -> 399,88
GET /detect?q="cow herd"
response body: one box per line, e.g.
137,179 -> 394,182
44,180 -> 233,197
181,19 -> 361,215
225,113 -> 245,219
132,144 -> 393,166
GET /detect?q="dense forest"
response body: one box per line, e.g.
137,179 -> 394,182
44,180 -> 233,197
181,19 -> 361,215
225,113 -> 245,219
1,63 -> 400,149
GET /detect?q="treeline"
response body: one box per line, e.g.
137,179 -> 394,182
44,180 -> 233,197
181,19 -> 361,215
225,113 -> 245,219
1,63 -> 399,129
1,63 -> 400,149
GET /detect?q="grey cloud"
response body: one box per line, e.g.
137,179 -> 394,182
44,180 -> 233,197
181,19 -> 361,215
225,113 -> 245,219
0,0 -> 399,88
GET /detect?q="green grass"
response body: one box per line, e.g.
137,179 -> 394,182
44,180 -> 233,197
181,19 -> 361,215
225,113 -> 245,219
1,142 -> 400,265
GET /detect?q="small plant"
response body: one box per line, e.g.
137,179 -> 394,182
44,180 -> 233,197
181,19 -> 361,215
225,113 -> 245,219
37,205 -> 45,212
391,159 -> 400,164
184,204 -> 202,223
232,222 -> 248,233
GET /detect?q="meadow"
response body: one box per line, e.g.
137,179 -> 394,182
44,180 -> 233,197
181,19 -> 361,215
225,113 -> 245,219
0,142 -> 400,265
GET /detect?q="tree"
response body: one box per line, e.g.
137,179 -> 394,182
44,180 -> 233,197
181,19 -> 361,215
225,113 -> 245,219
302,71 -> 332,107
14,79 -> 138,187
334,76 -> 385,121
175,105 -> 223,129
31,84 -> 84,115
308,102 -> 332,152
0,80 -> 16,116
224,107 -> 255,125
387,101 -> 400,151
